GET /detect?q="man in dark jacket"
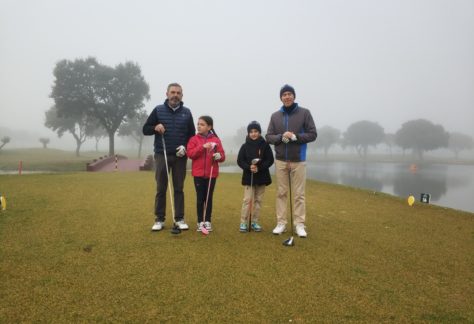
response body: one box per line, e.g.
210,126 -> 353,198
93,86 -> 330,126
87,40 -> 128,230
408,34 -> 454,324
143,83 -> 195,231
266,85 -> 317,238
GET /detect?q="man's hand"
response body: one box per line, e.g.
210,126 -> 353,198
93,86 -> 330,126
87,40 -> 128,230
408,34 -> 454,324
282,136 -> 290,144
213,152 -> 222,161
176,145 -> 186,157
155,124 -> 165,134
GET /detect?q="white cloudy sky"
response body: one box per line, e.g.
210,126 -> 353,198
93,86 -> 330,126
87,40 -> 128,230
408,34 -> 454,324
1,0 -> 473,145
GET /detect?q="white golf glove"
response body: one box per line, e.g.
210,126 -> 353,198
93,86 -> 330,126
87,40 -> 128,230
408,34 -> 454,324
213,152 -> 222,161
282,136 -> 290,144
176,145 -> 186,157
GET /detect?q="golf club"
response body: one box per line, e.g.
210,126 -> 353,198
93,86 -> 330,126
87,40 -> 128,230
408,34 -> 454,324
161,136 -> 181,235
283,162 -> 294,246
247,158 -> 260,232
201,145 -> 217,236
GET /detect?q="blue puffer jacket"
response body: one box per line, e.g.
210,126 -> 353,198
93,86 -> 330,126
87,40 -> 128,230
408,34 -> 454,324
142,100 -> 196,154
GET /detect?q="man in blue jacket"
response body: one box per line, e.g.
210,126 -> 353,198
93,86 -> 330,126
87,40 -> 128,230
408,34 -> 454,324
143,83 -> 195,231
266,84 -> 317,238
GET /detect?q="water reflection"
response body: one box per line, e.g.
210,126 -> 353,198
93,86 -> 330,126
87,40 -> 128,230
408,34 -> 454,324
392,164 -> 447,200
306,162 -> 473,213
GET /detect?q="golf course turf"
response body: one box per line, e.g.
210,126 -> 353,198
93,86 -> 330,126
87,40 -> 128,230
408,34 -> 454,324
0,172 -> 473,322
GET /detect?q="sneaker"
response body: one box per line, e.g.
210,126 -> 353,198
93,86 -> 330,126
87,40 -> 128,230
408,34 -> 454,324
151,221 -> 164,231
197,222 -> 204,232
296,224 -> 307,238
251,222 -> 262,232
239,223 -> 248,232
176,220 -> 189,230
204,221 -> 213,232
272,223 -> 286,235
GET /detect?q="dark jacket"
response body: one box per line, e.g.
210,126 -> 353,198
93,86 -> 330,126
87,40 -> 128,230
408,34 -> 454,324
266,104 -> 317,162
237,136 -> 274,186
142,100 -> 195,154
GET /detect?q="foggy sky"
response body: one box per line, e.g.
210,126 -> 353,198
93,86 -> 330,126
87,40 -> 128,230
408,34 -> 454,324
1,0 -> 473,148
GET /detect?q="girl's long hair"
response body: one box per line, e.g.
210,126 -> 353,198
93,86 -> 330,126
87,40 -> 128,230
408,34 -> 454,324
199,115 -> 218,137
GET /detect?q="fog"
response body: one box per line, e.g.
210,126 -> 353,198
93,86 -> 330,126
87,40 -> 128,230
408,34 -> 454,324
1,0 -> 473,151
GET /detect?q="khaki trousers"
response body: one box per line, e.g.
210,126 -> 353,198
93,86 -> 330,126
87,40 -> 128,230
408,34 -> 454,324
240,184 -> 266,223
275,160 -> 306,226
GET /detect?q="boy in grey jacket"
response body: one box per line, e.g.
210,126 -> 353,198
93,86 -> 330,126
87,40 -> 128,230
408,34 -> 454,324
266,84 -> 317,237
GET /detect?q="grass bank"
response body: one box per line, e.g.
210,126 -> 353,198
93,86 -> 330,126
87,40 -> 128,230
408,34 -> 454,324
0,172 -> 473,322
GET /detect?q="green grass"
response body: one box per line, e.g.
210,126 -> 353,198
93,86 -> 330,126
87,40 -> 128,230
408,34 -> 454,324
0,148 -> 106,172
0,172 -> 473,322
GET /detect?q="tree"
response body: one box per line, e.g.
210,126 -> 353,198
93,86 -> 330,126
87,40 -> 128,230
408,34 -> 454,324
90,126 -> 108,152
39,138 -> 50,149
317,126 -> 340,156
342,120 -> 385,158
384,133 -> 396,156
448,132 -> 474,159
51,57 -> 150,156
395,119 -> 449,160
45,105 -> 96,156
0,136 -> 11,151
118,109 -> 149,158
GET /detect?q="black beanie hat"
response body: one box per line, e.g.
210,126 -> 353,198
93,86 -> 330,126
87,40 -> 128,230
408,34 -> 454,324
247,121 -> 262,134
280,84 -> 296,98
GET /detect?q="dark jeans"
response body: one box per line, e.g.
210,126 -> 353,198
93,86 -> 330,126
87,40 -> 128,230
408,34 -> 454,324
154,154 -> 187,222
194,176 -> 216,223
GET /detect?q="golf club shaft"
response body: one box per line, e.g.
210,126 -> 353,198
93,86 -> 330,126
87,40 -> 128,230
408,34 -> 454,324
288,162 -> 294,237
203,158 -> 214,224
161,136 -> 176,224
248,172 -> 253,231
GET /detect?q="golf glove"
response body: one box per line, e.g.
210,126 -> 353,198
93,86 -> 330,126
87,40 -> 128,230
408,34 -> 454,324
282,136 -> 290,144
290,134 -> 297,141
213,152 -> 221,161
210,142 -> 217,150
176,145 -> 186,157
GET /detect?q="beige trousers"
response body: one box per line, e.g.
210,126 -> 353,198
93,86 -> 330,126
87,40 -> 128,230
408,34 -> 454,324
240,184 -> 266,223
275,160 -> 306,226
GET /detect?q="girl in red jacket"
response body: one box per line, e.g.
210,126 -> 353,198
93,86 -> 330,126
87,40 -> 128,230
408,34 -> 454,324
187,115 -> 225,232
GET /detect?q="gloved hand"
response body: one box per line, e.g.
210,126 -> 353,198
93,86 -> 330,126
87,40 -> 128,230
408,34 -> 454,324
213,152 -> 222,161
210,142 -> 217,150
290,134 -> 297,141
176,145 -> 186,157
282,136 -> 290,144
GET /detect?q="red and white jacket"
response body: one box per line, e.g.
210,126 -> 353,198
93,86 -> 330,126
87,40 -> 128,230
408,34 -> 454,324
187,133 -> 225,178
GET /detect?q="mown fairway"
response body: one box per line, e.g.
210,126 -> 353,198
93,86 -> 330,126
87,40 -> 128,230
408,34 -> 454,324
0,172 -> 473,322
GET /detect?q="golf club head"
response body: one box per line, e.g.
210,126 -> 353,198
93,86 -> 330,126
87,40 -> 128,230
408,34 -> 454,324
251,158 -> 260,165
201,227 -> 209,236
171,224 -> 181,235
282,236 -> 294,246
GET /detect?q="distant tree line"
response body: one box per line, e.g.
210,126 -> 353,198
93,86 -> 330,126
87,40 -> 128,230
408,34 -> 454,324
45,57 -> 150,157
316,119 -> 473,160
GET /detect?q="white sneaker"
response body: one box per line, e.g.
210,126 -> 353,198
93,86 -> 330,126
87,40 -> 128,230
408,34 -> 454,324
204,221 -> 213,232
296,224 -> 307,238
176,220 -> 189,230
272,223 -> 286,235
197,222 -> 205,232
151,221 -> 164,231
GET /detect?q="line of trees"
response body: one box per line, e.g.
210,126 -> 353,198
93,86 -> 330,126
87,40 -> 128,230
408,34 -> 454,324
317,119 -> 473,160
46,57 -> 150,156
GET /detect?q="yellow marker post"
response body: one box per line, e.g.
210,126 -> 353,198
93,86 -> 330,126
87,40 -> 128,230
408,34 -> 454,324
0,195 -> 6,211
407,195 -> 415,206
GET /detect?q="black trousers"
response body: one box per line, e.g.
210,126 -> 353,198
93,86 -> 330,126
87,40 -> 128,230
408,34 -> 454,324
154,154 -> 187,222
194,176 -> 216,223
